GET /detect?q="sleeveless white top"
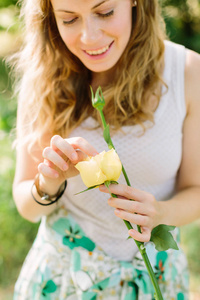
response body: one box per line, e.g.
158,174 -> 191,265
58,40 -> 186,261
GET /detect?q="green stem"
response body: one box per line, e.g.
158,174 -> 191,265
111,192 -> 163,299
99,109 -> 108,131
142,252 -> 163,300
122,165 -> 131,187
99,110 -> 131,186
99,109 -> 163,300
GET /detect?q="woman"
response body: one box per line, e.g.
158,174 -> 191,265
12,0 -> 200,299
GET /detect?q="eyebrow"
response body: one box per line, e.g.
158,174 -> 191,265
54,0 -> 109,14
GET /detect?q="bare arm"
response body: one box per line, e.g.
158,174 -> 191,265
12,138 -> 64,223
13,103 -> 98,223
100,49 -> 200,242
159,49 -> 200,226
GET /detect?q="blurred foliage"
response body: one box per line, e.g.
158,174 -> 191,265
181,222 -> 200,290
0,134 -> 39,287
0,0 -> 18,9
0,59 -> 39,288
161,0 -> 200,52
0,0 -> 200,297
0,60 -> 16,131
0,4 -> 20,33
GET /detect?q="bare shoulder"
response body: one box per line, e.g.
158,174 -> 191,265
185,49 -> 200,109
177,49 -> 200,190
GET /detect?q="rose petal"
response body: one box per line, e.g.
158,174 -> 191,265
75,158 -> 107,187
100,149 -> 122,181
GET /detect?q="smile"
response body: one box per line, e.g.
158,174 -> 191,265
84,42 -> 113,56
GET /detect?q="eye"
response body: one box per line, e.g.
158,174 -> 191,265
98,10 -> 114,18
62,17 -> 78,25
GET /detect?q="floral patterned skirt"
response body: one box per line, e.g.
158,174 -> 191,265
13,209 -> 189,300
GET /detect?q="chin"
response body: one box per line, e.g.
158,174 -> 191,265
85,62 -> 116,73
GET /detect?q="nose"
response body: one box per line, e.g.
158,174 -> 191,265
80,18 -> 102,45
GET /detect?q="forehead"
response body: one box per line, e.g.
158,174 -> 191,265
51,0 -> 118,10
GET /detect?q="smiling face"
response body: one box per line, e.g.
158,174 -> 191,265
51,0 -> 133,73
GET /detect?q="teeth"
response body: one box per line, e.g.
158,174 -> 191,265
85,45 -> 109,55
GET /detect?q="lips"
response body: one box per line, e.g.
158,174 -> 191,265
83,41 -> 114,56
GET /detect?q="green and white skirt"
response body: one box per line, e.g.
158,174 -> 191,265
13,209 -> 189,300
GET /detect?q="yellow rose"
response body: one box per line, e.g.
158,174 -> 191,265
75,149 -> 122,187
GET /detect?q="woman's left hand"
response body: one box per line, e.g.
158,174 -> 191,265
99,183 -> 163,242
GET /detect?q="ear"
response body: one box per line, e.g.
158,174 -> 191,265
132,0 -> 137,7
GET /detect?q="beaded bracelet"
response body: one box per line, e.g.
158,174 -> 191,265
31,175 -> 67,206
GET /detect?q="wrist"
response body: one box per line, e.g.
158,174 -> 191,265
32,174 -> 67,206
156,200 -> 172,226
34,174 -> 66,199
38,174 -> 64,196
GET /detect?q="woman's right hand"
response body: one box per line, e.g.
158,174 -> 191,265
37,135 -> 98,194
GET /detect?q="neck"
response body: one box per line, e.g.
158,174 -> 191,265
91,66 -> 116,91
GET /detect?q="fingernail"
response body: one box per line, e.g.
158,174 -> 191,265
71,153 -> 77,161
129,229 -> 135,235
63,163 -> 68,171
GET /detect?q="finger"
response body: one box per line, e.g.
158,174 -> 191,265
38,162 -> 59,178
51,136 -> 98,162
44,158 -> 54,168
75,150 -> 89,162
99,184 -> 151,203
43,147 -> 68,171
50,135 -> 79,162
108,197 -> 148,215
66,137 -> 98,157
128,227 -> 151,243
114,209 -> 150,227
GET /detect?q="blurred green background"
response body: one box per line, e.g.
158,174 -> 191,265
0,0 -> 200,299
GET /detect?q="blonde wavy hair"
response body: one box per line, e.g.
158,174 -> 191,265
11,0 -> 167,152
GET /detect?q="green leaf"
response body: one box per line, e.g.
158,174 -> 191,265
109,181 -> 119,184
104,181 -> 119,199
75,236 -> 96,251
71,250 -> 81,272
150,224 -> 179,252
75,184 -> 100,195
82,291 -> 97,300
42,280 -> 57,293
103,124 -> 111,144
104,180 -> 118,187
104,180 -> 110,189
75,181 -> 118,195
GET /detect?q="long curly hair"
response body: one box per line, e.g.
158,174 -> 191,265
11,0 -> 167,152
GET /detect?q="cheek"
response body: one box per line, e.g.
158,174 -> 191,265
57,26 -> 77,52
108,16 -> 132,43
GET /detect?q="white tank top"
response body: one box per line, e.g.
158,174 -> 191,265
59,40 -> 186,261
